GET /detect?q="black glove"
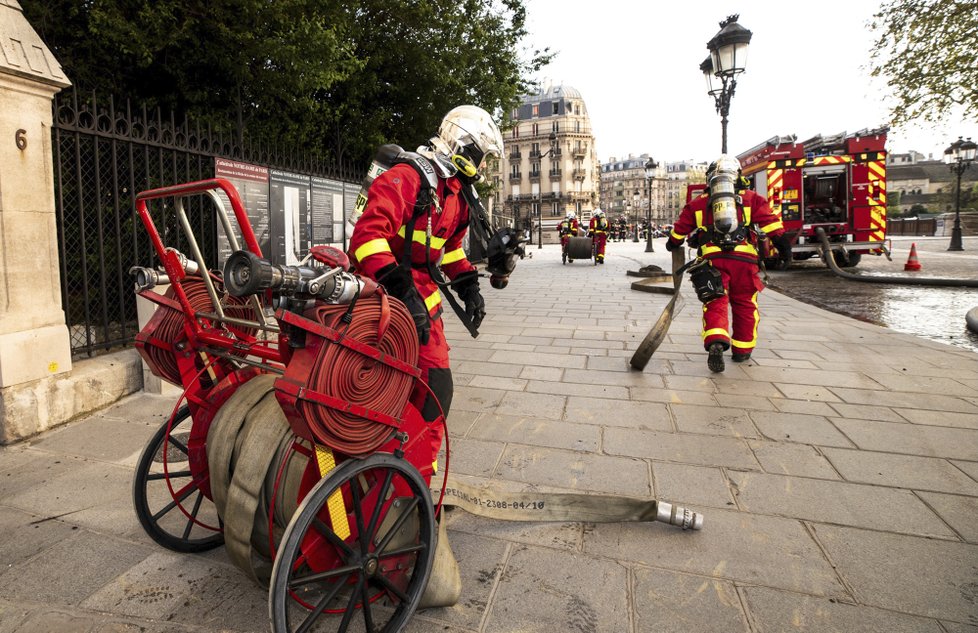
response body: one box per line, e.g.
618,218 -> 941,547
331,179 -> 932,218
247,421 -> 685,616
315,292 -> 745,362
772,234 -> 793,265
377,264 -> 430,345
453,272 -> 486,330
665,238 -> 682,252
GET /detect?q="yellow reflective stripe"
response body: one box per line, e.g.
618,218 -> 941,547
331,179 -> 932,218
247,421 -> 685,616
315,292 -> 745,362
442,248 -> 466,265
701,244 -> 758,256
424,289 -> 442,311
702,327 -> 728,339
670,229 -> 685,240
396,226 -> 447,250
761,221 -> 784,233
743,206 -> 752,224
315,445 -> 351,540
694,210 -> 704,228
731,292 -> 760,349
354,238 -> 392,261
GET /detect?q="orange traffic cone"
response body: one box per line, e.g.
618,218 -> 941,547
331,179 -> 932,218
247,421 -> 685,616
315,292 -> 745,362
904,243 -> 922,271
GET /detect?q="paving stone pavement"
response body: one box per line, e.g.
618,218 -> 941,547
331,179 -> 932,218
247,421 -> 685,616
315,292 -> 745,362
2,238 -> 977,632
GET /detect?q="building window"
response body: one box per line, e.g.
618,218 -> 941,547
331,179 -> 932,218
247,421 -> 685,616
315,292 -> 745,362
532,123 -> 538,135
575,120 -> 580,133
511,108 -> 519,120
532,104 -> 539,117
552,121 -> 559,133
552,101 -> 559,115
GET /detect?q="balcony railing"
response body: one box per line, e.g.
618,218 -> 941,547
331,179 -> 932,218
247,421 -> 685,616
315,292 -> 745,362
529,149 -> 542,158
548,169 -> 562,179
509,172 -> 522,182
509,150 -> 522,159
573,169 -> 587,181
572,147 -> 587,158
529,171 -> 541,181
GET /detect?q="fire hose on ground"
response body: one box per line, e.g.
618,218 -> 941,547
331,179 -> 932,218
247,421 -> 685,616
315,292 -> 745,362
816,227 -> 978,288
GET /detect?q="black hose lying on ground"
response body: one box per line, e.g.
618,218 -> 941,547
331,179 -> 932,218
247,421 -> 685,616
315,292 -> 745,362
815,228 -> 978,288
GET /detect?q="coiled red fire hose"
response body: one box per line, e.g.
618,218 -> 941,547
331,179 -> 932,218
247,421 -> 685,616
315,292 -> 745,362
297,295 -> 419,456
143,275 -> 256,385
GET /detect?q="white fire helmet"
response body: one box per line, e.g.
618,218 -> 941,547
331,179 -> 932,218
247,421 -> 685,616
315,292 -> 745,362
429,105 -> 504,178
566,211 -> 576,219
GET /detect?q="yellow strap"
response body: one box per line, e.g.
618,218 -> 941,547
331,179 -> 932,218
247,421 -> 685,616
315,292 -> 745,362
441,248 -> 466,265
743,206 -> 752,224
354,238 -> 391,262
397,226 -> 447,250
701,244 -> 758,256
424,289 -> 442,311
315,444 -> 351,540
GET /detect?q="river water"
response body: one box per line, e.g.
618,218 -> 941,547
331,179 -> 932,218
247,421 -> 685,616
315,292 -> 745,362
765,236 -> 978,353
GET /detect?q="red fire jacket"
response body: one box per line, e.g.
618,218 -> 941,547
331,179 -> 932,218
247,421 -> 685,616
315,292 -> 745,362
668,190 -> 784,263
350,163 -> 476,319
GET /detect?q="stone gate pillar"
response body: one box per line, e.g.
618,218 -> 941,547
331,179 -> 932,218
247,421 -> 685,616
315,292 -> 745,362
0,0 -> 73,440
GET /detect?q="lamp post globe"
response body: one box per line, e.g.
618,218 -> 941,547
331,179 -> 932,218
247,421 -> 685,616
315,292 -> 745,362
644,158 -> 657,253
944,136 -> 976,252
703,15 -> 752,153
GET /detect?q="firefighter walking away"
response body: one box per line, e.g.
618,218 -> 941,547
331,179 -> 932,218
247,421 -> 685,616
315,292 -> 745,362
589,209 -> 610,264
666,155 -> 792,372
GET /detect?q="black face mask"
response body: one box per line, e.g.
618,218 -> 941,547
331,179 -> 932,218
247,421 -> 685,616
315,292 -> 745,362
486,227 -> 525,289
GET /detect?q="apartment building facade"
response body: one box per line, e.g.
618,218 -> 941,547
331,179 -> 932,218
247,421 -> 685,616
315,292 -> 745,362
599,156 -> 706,228
493,85 -> 600,244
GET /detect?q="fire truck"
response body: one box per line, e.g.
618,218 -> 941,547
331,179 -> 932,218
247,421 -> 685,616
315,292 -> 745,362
737,127 -> 890,268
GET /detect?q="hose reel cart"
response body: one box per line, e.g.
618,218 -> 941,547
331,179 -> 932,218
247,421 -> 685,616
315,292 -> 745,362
131,178 -> 440,633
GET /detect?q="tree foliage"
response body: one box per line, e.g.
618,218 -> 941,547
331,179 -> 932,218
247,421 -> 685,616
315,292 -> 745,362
23,0 -> 551,165
869,0 -> 978,127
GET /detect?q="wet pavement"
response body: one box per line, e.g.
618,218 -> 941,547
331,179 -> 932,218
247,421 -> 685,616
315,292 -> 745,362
766,236 -> 978,353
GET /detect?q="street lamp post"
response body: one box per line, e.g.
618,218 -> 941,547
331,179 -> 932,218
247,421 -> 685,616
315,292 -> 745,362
644,158 -> 657,252
631,198 -> 639,242
701,15 -> 752,153
536,131 -> 559,250
943,136 -> 976,252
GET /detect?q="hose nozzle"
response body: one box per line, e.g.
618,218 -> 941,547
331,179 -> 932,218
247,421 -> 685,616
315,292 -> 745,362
655,501 -> 704,530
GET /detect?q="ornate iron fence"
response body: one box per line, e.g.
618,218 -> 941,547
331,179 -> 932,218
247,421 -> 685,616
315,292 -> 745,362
52,89 -> 358,357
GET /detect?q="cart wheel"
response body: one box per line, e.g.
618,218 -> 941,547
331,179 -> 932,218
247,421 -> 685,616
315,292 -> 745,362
269,453 -> 435,633
132,406 -> 224,552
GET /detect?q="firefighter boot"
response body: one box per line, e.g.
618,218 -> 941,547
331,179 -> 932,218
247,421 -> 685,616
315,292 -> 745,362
732,352 -> 751,363
707,343 -> 725,373
418,511 -> 462,609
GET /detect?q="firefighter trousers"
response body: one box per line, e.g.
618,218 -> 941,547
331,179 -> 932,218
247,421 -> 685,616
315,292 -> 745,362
701,258 -> 764,355
410,316 -> 453,469
592,233 -> 607,260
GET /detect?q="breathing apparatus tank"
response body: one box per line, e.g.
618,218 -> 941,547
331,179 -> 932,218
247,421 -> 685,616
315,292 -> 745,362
708,155 -> 742,249
353,144 -> 403,220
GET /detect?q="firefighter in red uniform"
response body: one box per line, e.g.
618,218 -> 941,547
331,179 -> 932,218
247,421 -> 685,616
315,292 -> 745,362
666,155 -> 792,373
558,211 -> 581,263
349,105 -> 503,464
588,209 -> 610,263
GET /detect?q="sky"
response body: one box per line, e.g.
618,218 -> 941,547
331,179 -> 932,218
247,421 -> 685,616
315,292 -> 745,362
521,0 -> 978,165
